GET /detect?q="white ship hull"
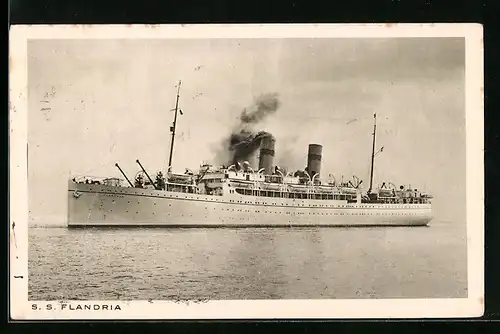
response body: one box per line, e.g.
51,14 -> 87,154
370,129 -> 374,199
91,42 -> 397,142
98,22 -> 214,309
67,181 -> 433,227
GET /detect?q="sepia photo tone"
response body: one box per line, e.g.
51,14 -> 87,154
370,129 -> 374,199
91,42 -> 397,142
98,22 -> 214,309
24,36 -> 470,302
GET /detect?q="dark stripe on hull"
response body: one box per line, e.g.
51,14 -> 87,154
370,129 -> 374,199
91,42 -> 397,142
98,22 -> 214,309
69,189 -> 428,211
68,223 -> 430,228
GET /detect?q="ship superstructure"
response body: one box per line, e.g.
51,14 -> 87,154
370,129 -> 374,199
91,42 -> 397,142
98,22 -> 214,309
67,82 -> 433,227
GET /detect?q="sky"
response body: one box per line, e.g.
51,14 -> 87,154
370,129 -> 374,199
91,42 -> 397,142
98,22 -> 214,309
27,38 -> 465,224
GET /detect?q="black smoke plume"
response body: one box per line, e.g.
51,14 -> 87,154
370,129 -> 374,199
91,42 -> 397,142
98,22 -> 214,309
217,93 -> 280,166
240,93 -> 280,124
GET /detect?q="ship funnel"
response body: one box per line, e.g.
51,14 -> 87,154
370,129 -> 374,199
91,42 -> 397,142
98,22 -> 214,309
258,137 -> 276,175
306,144 -> 323,179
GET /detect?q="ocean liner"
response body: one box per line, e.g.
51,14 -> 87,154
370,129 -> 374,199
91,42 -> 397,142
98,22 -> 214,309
67,82 -> 433,227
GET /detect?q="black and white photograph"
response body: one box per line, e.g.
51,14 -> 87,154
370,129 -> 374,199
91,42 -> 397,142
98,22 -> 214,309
9,24 -> 484,319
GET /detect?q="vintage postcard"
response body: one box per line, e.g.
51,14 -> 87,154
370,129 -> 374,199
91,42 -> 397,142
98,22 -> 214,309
9,24 -> 484,320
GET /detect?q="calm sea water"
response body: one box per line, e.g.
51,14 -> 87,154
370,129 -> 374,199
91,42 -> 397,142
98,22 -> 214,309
28,221 -> 467,300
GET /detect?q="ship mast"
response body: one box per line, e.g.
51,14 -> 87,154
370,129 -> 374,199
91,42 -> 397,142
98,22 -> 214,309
368,112 -> 377,194
168,80 -> 182,171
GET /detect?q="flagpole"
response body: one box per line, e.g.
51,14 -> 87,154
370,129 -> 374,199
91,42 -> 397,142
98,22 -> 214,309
168,80 -> 182,171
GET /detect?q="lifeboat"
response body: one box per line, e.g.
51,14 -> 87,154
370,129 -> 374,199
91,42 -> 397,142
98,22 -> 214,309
260,183 -> 281,191
340,187 -> 357,195
288,185 -> 309,193
378,189 -> 394,197
167,174 -> 194,185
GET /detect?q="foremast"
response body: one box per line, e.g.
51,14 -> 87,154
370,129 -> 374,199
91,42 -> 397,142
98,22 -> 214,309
368,112 -> 377,194
168,80 -> 183,172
